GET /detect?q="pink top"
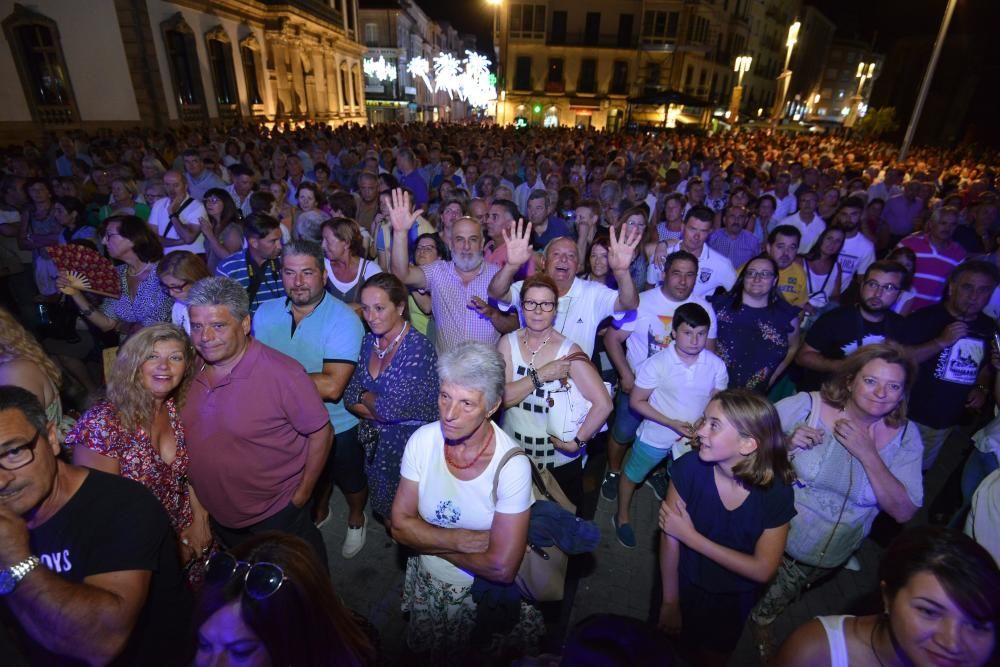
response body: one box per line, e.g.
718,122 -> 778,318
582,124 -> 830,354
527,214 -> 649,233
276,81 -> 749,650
898,233 -> 967,310
182,339 -> 330,528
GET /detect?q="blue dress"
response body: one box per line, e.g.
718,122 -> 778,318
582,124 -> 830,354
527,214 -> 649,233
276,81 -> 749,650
709,292 -> 798,393
344,328 -> 440,518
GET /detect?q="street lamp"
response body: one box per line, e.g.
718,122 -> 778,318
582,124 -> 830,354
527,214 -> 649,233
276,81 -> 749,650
485,0 -> 503,124
729,55 -> 752,123
844,61 -> 876,128
771,19 -> 801,125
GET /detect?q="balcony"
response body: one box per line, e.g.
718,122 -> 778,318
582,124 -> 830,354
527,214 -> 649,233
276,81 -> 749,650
546,32 -> 638,49
545,80 -> 566,93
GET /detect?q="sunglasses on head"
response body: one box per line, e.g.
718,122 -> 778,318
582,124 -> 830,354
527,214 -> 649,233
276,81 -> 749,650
205,552 -> 287,600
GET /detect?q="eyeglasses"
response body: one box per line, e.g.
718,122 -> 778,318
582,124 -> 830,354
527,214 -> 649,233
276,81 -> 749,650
0,429 -> 41,471
160,279 -> 190,293
415,245 -> 437,253
102,231 -> 122,240
523,299 -> 556,312
745,270 -> 776,280
863,280 -> 900,293
205,552 -> 287,600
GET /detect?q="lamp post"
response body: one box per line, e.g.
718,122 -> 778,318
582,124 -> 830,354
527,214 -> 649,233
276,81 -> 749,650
900,0 -> 957,160
843,61 -> 876,129
771,19 -> 800,125
729,55 -> 752,123
485,0 -> 502,124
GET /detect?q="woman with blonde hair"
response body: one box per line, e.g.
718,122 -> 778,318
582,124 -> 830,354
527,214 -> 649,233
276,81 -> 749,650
0,306 -> 64,431
67,323 -> 213,574
99,177 -> 150,222
157,251 -> 211,333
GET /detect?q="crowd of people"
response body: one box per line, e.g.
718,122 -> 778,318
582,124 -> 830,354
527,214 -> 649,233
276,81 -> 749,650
0,121 -> 999,666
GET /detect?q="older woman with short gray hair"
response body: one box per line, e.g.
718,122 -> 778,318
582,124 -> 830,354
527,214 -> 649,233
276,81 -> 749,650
391,342 -> 543,664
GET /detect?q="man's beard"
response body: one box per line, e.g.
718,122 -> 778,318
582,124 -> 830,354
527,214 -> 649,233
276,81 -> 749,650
860,297 -> 887,314
453,252 -> 484,272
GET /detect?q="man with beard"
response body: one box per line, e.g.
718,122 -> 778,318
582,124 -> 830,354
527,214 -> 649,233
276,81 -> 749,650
832,196 -> 875,291
764,225 -> 808,308
215,213 -> 285,315
388,189 -> 508,351
489,220 -> 640,357
901,261 -> 999,470
794,261 -> 907,391
252,240 -> 368,557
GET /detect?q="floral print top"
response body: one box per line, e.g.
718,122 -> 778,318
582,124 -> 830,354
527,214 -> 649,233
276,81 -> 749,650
66,399 -> 192,532
709,292 -> 799,393
100,264 -> 173,331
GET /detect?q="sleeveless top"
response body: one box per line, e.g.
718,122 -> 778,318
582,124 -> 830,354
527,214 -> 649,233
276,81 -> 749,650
501,335 -> 575,470
818,615 -> 852,667
326,257 -> 373,304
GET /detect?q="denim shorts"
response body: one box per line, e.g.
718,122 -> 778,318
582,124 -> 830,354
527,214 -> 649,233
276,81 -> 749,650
623,438 -> 671,484
610,389 -> 642,444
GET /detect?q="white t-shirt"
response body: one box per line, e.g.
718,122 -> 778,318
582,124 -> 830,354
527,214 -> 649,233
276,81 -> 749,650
648,242 -> 736,299
779,213 -> 826,254
324,257 -> 381,295
399,421 -> 533,586
771,192 -> 798,221
617,287 -> 718,372
837,232 -> 876,291
634,344 -> 728,457
171,301 -> 190,334
149,196 -> 207,255
503,277 -> 624,358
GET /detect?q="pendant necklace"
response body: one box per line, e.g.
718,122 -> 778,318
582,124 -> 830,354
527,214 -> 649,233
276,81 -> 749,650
376,322 -> 408,360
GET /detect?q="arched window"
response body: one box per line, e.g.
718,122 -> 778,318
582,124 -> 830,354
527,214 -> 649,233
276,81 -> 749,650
2,4 -> 78,125
205,26 -> 240,119
340,63 -> 350,107
239,35 -> 264,108
161,13 -> 206,120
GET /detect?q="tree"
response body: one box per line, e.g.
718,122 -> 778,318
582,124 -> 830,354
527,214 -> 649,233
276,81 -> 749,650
855,107 -> 899,139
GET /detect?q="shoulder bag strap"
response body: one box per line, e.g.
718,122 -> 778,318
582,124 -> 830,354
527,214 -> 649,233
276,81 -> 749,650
163,197 -> 196,238
491,447 -> 529,505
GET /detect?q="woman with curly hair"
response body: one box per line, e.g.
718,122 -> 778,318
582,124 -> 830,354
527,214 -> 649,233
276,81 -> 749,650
0,305 -> 64,431
67,323 -> 212,574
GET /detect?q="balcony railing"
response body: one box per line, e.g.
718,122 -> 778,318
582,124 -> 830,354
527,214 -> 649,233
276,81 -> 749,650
545,80 -> 566,93
546,32 -> 638,49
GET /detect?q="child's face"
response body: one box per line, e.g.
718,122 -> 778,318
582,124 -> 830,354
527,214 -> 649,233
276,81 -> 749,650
672,322 -> 709,358
695,400 -> 756,464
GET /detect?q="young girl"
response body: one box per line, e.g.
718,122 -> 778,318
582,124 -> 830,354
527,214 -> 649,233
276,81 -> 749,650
658,389 -> 796,666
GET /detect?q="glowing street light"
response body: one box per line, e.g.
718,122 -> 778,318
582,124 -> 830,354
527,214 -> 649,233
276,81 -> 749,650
729,55 -> 752,122
771,19 -> 801,125
844,61 -> 877,128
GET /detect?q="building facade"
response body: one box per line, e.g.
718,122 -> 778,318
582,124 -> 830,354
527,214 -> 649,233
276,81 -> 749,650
0,0 -> 367,142
804,38 -> 882,126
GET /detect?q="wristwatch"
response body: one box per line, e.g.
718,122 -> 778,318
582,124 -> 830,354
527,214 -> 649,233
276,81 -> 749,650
0,555 -> 41,595
573,436 -> 588,449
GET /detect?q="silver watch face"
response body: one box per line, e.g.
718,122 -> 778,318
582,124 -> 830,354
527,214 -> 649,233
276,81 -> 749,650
0,570 -> 15,595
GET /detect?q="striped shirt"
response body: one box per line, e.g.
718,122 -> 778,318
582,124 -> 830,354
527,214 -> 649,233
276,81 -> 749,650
215,250 -> 285,314
897,233 -> 966,311
707,228 -> 761,269
421,259 -> 501,352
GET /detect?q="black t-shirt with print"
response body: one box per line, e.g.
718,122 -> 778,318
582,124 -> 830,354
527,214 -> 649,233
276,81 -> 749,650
5,470 -> 192,666
798,305 -> 905,391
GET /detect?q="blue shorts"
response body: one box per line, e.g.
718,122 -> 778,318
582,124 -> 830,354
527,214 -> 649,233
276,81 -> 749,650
623,438 -> 671,484
611,389 -> 642,444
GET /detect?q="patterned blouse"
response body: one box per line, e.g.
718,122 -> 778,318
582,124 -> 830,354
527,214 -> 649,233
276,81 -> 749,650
100,265 -> 173,330
66,399 -> 192,533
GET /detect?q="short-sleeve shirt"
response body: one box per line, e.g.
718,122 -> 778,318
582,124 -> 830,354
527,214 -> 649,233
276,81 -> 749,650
779,213 -> 826,254
215,250 -> 285,315
707,228 -> 761,270
799,305 -> 905,391
253,293 -> 365,434
902,303 -> 995,429
837,233 -> 876,291
776,261 -> 809,307
183,339 -> 330,528
710,293 -> 799,393
421,259 -> 502,352
656,241 -> 736,298
20,471 -> 191,666
503,277 -> 624,357
617,287 -> 718,373
633,345 -> 728,457
897,233 -> 967,311
671,451 -> 796,593
399,421 -> 533,586
149,196 -> 206,255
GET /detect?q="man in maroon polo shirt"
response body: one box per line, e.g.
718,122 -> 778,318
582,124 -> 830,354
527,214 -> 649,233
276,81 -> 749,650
182,276 -> 333,565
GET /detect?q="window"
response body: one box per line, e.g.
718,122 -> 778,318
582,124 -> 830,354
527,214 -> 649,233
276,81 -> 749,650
584,12 -> 600,46
514,55 -> 532,90
364,23 -> 378,46
241,44 -> 263,106
509,4 -> 545,39
547,58 -> 564,86
550,11 -> 567,45
340,66 -> 350,106
642,10 -> 678,44
610,60 -> 628,95
578,58 -> 597,93
161,15 -> 205,118
205,28 -> 238,109
646,63 -> 661,90
687,16 -> 709,44
3,5 -> 78,124
617,14 -> 634,48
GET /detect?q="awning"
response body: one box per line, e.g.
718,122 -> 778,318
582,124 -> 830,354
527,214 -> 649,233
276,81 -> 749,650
566,96 -> 601,109
627,90 -> 709,107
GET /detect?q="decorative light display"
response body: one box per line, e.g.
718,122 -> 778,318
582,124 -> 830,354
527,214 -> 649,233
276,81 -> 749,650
406,50 -> 497,108
363,55 -> 397,82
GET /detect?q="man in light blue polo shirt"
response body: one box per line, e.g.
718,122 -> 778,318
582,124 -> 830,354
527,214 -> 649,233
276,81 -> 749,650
253,239 -> 368,558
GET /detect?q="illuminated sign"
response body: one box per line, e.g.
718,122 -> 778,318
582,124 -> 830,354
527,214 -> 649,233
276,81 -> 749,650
406,50 -> 497,108
363,56 -> 397,82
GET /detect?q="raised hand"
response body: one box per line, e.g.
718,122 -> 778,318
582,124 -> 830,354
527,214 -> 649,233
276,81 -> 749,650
502,218 -> 533,268
608,224 -> 642,273
388,188 -> 423,234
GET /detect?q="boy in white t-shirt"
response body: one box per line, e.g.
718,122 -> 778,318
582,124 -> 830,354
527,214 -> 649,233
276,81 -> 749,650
612,302 -> 728,548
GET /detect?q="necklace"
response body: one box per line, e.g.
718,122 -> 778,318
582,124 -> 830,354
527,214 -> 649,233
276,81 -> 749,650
522,329 -> 552,368
445,428 -> 494,470
127,262 -> 153,277
375,322 -> 408,360
869,620 -> 887,667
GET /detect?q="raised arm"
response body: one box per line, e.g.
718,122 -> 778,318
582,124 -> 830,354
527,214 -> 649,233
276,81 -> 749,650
487,218 -> 532,301
387,188 -> 427,289
607,225 -> 641,311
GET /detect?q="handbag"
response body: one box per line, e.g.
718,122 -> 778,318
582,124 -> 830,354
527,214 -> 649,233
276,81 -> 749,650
545,351 -> 613,441
492,448 -> 572,602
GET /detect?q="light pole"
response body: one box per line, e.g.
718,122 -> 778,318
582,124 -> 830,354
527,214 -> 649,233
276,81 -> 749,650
771,19 -> 800,125
729,55 -> 752,123
485,0 -> 502,123
843,61 -> 876,129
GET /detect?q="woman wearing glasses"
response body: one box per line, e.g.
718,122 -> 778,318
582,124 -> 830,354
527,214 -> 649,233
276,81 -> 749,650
195,532 -> 375,666
67,324 -> 213,579
498,275 -> 612,507
197,188 -> 243,272
156,251 -> 210,333
709,255 -> 801,393
617,205 -> 658,291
